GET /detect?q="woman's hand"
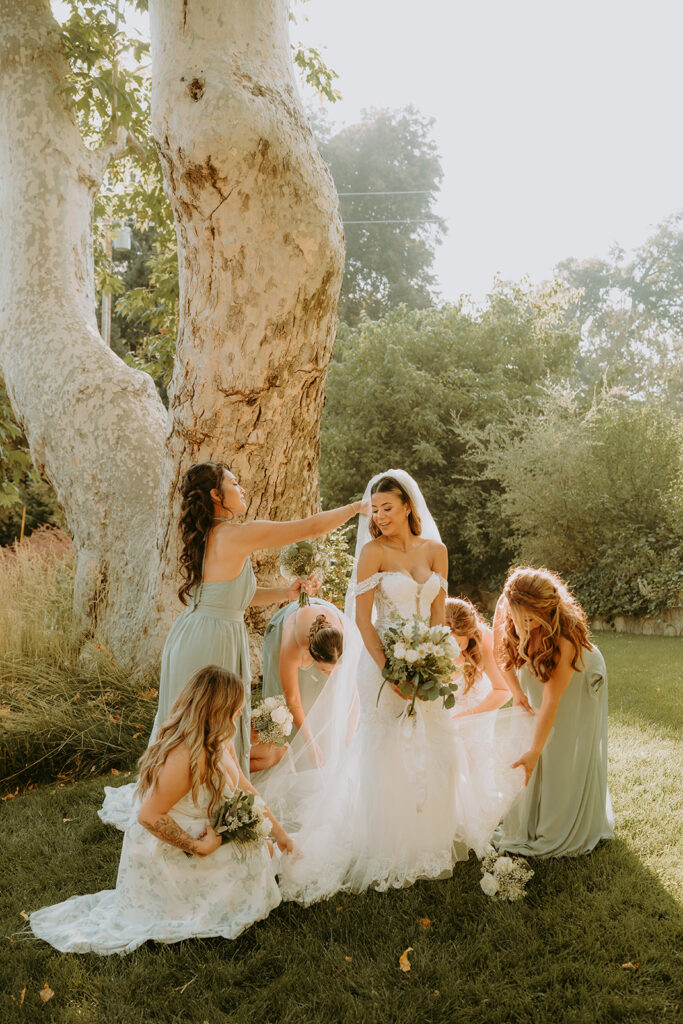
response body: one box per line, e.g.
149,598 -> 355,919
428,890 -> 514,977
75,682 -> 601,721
510,686 -> 535,715
287,573 -> 321,602
510,749 -> 540,786
272,823 -> 295,854
193,824 -> 222,856
357,499 -> 372,516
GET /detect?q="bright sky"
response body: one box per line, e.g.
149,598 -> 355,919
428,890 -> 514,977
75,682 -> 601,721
54,0 -> 683,303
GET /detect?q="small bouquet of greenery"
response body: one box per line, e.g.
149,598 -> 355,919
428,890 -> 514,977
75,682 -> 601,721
479,850 -> 534,901
251,695 -> 294,746
213,789 -> 273,850
279,539 -> 328,606
378,615 -> 461,716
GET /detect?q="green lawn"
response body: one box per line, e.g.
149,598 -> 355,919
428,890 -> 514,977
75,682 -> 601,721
1,633 -> 681,1024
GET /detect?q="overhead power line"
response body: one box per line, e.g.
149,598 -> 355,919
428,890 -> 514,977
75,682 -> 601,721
338,190 -> 434,197
342,218 -> 440,225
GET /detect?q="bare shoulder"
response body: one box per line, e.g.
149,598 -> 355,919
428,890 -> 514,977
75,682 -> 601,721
425,538 -> 448,568
357,538 -> 383,576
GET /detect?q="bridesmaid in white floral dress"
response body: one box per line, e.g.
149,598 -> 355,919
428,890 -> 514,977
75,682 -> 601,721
30,668 -> 292,955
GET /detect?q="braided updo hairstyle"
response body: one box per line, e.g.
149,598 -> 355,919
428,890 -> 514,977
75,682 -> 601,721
178,461 -> 229,606
307,614 -> 343,665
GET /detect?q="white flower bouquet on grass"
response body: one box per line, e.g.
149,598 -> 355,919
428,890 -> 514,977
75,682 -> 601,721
379,614 -> 461,716
480,850 -> 534,901
251,695 -> 294,746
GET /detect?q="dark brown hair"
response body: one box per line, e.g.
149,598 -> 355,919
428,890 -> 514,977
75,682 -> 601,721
445,597 -> 484,693
136,666 -> 244,818
178,461 -> 228,605
308,614 -> 343,665
369,476 -> 422,539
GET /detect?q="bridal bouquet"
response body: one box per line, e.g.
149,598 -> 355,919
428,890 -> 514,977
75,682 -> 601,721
479,850 -> 534,901
279,539 -> 328,606
251,695 -> 294,746
379,615 -> 461,716
212,790 -> 273,850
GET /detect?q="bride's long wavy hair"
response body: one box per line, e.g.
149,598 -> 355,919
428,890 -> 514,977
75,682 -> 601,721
501,566 -> 591,682
369,476 -> 422,539
445,597 -> 484,693
178,461 -> 228,605
136,666 -> 244,818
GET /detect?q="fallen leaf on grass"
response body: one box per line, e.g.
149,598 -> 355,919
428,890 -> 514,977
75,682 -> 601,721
110,768 -> 120,776
344,956 -> 352,962
19,988 -> 26,1006
109,714 -> 121,724
173,975 -> 197,994
137,689 -> 158,700
62,818 -> 74,823
94,643 -> 114,657
39,983 -> 54,1003
419,917 -> 431,929
399,947 -> 414,973
2,788 -> 19,801
621,962 -> 640,970
19,911 -> 29,922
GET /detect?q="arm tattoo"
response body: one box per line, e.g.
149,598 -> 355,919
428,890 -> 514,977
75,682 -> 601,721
139,813 -> 198,855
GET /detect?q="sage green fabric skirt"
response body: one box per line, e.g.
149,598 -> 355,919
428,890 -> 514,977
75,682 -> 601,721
155,562 -> 257,778
495,645 -> 614,857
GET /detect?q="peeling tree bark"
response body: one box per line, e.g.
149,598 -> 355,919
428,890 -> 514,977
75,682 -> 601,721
0,0 -> 167,664
150,0 -> 345,639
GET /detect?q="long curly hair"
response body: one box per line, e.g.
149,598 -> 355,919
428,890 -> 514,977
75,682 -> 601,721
136,666 -> 244,819
369,476 -> 422,539
178,461 -> 228,605
501,566 -> 591,682
307,613 -> 343,665
445,597 -> 484,693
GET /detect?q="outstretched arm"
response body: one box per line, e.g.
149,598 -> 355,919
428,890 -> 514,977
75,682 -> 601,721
511,637 -> 575,784
229,742 -> 294,853
453,628 -> 520,716
429,542 -> 448,627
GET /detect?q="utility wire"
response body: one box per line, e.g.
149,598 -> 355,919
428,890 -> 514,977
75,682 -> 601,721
338,190 -> 434,197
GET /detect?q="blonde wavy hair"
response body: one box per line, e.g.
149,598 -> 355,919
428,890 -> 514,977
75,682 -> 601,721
501,566 -> 591,682
445,597 -> 484,693
369,476 -> 422,539
136,666 -> 244,818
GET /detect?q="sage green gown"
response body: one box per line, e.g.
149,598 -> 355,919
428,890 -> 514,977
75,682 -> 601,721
261,599 -> 339,740
495,644 -> 614,858
154,561 -> 258,777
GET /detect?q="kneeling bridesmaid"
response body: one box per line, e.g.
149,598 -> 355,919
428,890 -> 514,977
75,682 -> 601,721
494,566 -> 614,858
30,667 -> 292,955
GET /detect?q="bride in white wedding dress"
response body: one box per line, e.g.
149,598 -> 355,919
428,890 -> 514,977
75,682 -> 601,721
265,470 -> 535,904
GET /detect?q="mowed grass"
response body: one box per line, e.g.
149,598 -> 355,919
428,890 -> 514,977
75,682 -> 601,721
0,633 -> 681,1024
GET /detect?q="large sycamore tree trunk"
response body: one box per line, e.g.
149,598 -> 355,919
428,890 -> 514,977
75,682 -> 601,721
0,0 -> 166,660
0,0 -> 343,670
149,0 -> 344,638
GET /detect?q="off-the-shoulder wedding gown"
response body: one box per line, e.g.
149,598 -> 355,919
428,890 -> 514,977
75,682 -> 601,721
275,571 -> 534,904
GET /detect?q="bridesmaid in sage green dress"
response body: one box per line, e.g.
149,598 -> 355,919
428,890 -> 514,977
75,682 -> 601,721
100,462 -> 366,828
493,566 -> 614,858
253,599 -> 343,771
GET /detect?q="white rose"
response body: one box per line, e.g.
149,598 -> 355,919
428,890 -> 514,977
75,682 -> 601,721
494,857 -> 515,875
264,696 -> 279,709
480,873 -> 500,897
402,624 -> 413,641
283,719 -> 293,736
271,706 -> 289,725
446,635 -> 461,658
404,649 -> 420,664
393,642 -> 407,660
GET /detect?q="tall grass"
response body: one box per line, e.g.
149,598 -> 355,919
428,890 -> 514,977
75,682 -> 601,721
0,530 -> 157,790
